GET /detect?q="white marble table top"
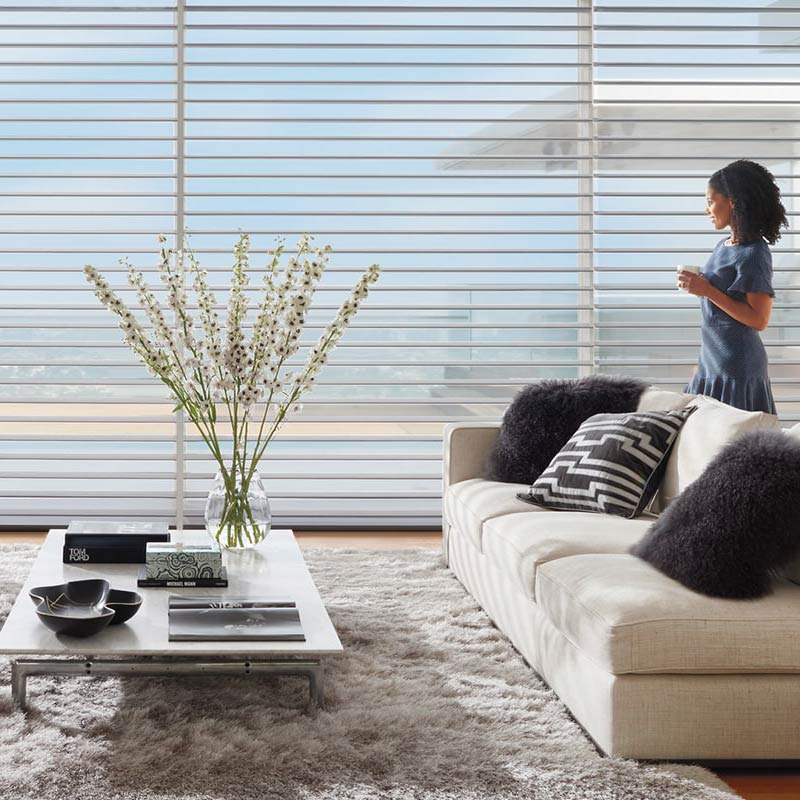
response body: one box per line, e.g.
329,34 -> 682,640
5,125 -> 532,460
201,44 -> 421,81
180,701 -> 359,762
0,529 -> 343,658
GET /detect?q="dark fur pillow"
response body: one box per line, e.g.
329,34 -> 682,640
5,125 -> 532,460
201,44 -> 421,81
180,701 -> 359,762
630,429 -> 800,599
485,375 -> 647,485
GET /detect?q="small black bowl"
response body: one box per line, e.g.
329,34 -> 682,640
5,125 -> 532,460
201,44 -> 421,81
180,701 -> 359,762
106,588 -> 142,625
29,579 -> 115,638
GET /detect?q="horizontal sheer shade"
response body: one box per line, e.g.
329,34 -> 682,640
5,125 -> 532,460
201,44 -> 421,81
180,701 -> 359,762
3,0 -> 797,527
0,2 -> 179,526
593,0 -> 799,428
0,0 -> 589,528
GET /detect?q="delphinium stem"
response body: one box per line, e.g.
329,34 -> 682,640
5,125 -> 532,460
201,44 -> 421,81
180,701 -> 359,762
213,468 -> 264,548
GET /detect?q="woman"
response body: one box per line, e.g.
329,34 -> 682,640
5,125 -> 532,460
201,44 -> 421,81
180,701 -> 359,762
678,159 -> 788,414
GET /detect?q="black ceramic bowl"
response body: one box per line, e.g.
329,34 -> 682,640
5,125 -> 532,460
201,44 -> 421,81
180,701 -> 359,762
106,588 -> 142,625
29,579 -> 115,637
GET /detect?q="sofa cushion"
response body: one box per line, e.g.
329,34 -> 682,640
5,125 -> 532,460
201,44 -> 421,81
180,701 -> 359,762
636,386 -> 696,412
779,430 -> 800,584
444,479 -> 540,551
535,553 -> 800,674
482,511 -> 653,599
521,408 -> 695,519
656,394 -> 779,509
485,375 -> 647,485
631,429 -> 800,599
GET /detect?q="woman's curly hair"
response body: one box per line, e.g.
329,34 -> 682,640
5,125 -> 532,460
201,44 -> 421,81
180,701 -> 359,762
709,160 -> 788,245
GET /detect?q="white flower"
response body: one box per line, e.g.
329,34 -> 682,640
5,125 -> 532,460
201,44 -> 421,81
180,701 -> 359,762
86,234 -> 380,539
212,375 -> 234,393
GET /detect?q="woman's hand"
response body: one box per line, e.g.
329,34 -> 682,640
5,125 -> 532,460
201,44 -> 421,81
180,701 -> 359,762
679,268 -> 772,330
677,270 -> 712,297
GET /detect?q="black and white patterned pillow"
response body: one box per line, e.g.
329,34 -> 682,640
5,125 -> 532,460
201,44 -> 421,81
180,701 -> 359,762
518,407 -> 696,519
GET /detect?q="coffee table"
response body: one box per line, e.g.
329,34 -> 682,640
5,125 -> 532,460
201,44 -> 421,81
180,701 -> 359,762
0,529 -> 343,710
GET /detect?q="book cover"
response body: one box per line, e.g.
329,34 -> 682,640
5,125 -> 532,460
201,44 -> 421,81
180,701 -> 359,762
63,536 -> 171,564
144,556 -> 224,580
168,604 -> 305,642
137,566 -> 229,588
168,596 -> 296,610
67,520 -> 169,535
145,536 -> 223,579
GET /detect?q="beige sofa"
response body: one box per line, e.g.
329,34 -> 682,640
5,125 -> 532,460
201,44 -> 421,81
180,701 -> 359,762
442,388 -> 800,762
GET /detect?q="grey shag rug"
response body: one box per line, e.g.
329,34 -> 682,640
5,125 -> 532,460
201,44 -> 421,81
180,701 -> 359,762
0,543 -> 737,800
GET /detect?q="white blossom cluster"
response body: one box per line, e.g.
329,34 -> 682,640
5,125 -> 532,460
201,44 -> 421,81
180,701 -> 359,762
83,233 -> 380,485
84,264 -> 160,372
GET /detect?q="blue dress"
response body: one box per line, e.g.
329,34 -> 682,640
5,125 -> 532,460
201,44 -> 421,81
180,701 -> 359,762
685,237 -> 777,415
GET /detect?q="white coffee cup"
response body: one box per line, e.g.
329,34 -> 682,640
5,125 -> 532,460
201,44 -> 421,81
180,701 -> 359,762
676,264 -> 701,291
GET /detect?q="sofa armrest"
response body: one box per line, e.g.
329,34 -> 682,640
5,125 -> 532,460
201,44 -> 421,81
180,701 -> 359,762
442,421 -> 502,494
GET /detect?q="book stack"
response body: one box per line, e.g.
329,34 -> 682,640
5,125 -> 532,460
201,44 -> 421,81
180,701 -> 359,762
62,520 -> 170,564
139,532 -> 228,588
168,596 -> 305,642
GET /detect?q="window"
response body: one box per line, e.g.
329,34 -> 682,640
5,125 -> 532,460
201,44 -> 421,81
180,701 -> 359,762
0,1 -> 179,526
1,1 -> 796,528
593,1 -> 798,417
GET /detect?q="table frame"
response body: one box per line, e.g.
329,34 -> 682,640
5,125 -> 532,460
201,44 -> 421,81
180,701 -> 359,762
11,655 -> 324,710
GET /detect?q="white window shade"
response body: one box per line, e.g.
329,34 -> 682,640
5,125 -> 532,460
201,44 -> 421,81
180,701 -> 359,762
178,0 -> 590,528
0,0 -> 179,527
593,1 -> 800,420
2,1 -> 796,529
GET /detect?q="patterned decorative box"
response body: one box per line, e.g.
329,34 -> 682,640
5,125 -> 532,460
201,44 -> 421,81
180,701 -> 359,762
145,532 -> 223,580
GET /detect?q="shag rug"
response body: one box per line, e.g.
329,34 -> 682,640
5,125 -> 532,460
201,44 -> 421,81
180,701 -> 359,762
0,543 -> 737,800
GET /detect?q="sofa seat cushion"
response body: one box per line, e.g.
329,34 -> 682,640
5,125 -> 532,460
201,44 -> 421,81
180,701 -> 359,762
535,553 -> 800,675
482,512 -> 653,599
444,479 -> 540,551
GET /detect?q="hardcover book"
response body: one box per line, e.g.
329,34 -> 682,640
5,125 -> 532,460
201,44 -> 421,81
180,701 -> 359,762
168,596 -> 296,610
67,520 -> 169,535
145,534 -> 223,580
168,595 -> 304,641
137,566 -> 229,588
63,520 -> 171,564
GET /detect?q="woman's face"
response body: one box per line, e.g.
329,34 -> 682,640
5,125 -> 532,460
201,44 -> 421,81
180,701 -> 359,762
705,186 -> 734,232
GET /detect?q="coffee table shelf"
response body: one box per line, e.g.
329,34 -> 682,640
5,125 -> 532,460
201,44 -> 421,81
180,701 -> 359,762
0,529 -> 342,709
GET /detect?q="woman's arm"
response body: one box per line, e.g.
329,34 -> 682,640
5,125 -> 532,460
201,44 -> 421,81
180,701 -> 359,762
678,270 -> 773,331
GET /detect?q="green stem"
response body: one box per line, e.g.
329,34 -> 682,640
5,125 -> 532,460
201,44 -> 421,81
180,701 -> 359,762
209,467 -> 268,548
246,328 -> 337,484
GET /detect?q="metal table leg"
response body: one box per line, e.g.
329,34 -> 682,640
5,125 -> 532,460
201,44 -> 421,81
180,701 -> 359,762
11,660 -> 29,710
307,661 -> 324,706
9,657 -> 325,711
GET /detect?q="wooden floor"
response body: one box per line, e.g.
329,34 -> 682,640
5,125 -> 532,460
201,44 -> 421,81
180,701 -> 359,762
2,529 -> 798,800
0,530 -> 441,548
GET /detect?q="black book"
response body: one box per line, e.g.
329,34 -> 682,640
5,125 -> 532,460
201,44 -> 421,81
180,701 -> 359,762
64,533 -> 172,564
64,519 -> 171,564
137,566 -> 229,588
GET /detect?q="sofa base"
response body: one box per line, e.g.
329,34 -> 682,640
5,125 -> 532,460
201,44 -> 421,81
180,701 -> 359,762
447,524 -> 800,761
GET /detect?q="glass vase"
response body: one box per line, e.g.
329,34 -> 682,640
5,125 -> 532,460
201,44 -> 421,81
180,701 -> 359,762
204,469 -> 271,549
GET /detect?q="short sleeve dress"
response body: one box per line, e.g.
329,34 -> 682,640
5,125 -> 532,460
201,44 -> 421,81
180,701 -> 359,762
685,237 -> 777,414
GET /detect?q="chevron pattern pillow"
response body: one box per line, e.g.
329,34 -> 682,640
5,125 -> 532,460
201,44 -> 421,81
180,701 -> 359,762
519,407 -> 696,519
